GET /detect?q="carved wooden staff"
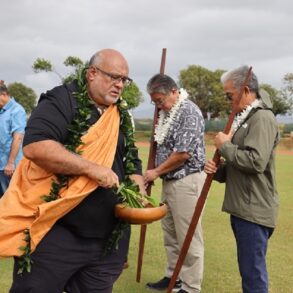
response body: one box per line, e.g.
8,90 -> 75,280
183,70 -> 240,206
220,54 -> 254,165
136,48 -> 167,283
167,66 -> 253,293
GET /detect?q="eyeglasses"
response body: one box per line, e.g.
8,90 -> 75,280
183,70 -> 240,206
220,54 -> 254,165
225,92 -> 234,101
94,66 -> 132,86
150,96 -> 168,106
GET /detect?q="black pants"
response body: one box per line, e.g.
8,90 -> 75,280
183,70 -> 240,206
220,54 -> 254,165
0,170 -> 11,197
10,223 -> 130,293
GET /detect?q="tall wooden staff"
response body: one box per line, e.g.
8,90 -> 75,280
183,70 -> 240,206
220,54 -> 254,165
167,66 -> 253,293
136,48 -> 167,283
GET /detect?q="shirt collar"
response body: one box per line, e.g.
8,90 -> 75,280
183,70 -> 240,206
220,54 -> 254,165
0,98 -> 14,113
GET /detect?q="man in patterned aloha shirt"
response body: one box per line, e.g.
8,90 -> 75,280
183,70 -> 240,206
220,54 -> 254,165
144,74 -> 206,293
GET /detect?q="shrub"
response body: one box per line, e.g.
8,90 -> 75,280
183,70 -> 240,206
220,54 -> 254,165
204,119 -> 227,132
283,123 -> 293,134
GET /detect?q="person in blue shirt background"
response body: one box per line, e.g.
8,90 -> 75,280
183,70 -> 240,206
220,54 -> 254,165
0,81 -> 26,197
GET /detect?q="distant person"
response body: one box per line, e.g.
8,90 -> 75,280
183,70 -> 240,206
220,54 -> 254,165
205,65 -> 279,293
144,74 -> 206,293
0,81 -> 26,197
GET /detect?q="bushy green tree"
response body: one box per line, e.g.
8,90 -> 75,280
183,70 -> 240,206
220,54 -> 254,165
8,82 -> 37,114
179,65 -> 293,118
63,56 -> 84,84
32,58 -> 62,79
122,82 -> 143,108
279,73 -> 293,114
178,65 -> 228,118
260,83 -> 291,115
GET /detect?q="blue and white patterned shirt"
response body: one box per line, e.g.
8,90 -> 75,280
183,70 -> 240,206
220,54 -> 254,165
156,99 -> 205,180
0,98 -> 26,170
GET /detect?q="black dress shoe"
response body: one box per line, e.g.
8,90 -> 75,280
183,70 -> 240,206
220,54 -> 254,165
146,276 -> 182,291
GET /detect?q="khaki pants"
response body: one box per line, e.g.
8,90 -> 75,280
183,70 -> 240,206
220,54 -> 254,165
162,171 -> 206,293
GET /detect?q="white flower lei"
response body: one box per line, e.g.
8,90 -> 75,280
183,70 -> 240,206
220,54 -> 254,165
154,88 -> 188,145
231,98 -> 261,132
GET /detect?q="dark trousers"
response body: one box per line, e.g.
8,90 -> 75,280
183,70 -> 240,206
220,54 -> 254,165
231,215 -> 274,293
10,223 -> 130,293
0,170 -> 11,197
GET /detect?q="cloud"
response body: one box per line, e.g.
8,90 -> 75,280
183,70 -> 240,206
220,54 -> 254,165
1,0 -> 293,117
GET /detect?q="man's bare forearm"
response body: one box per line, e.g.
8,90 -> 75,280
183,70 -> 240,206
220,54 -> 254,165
23,140 -> 119,188
23,140 -> 97,176
7,133 -> 24,165
155,152 -> 190,177
4,133 -> 24,175
144,152 -> 190,183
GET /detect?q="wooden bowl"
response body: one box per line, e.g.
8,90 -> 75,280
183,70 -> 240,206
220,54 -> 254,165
115,203 -> 167,224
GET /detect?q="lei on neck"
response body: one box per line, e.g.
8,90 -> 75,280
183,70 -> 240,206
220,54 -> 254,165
231,98 -> 261,132
17,65 -> 140,273
154,88 -> 188,145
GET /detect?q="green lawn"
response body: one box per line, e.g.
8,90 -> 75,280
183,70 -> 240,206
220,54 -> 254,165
0,147 -> 292,293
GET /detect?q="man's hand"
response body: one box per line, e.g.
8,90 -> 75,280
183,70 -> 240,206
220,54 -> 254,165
204,159 -> 218,174
214,131 -> 232,149
143,169 -> 159,188
130,174 -> 146,195
87,164 -> 119,189
4,162 -> 15,177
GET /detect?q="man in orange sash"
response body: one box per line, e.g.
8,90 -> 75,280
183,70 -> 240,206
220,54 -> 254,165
2,49 -> 144,293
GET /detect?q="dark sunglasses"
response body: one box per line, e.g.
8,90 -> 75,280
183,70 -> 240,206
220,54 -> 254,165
225,93 -> 234,101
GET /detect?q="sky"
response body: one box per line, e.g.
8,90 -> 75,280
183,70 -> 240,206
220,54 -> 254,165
1,0 -> 293,119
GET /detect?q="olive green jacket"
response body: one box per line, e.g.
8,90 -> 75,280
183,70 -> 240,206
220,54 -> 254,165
215,90 -> 279,228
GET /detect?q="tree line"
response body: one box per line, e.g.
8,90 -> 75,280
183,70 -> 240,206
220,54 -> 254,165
179,65 -> 293,118
6,57 -> 293,118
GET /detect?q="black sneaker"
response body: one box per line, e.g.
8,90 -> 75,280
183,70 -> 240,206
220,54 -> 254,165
177,289 -> 189,293
146,276 -> 182,291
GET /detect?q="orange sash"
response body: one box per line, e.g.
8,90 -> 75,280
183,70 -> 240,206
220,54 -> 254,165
0,105 -> 120,257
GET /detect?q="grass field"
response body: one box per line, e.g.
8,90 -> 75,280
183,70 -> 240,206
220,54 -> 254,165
0,145 -> 292,292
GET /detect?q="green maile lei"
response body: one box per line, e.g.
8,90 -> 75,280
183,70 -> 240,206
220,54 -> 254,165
17,65 -> 158,274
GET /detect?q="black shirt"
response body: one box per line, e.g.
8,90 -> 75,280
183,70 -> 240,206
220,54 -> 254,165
23,81 -> 142,238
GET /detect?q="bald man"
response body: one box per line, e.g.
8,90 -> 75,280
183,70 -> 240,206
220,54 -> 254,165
9,49 -> 144,293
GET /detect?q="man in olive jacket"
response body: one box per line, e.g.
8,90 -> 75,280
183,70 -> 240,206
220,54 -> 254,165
205,65 -> 279,293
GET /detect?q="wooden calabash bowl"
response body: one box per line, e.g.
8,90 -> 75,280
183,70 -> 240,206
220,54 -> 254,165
115,203 -> 167,224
